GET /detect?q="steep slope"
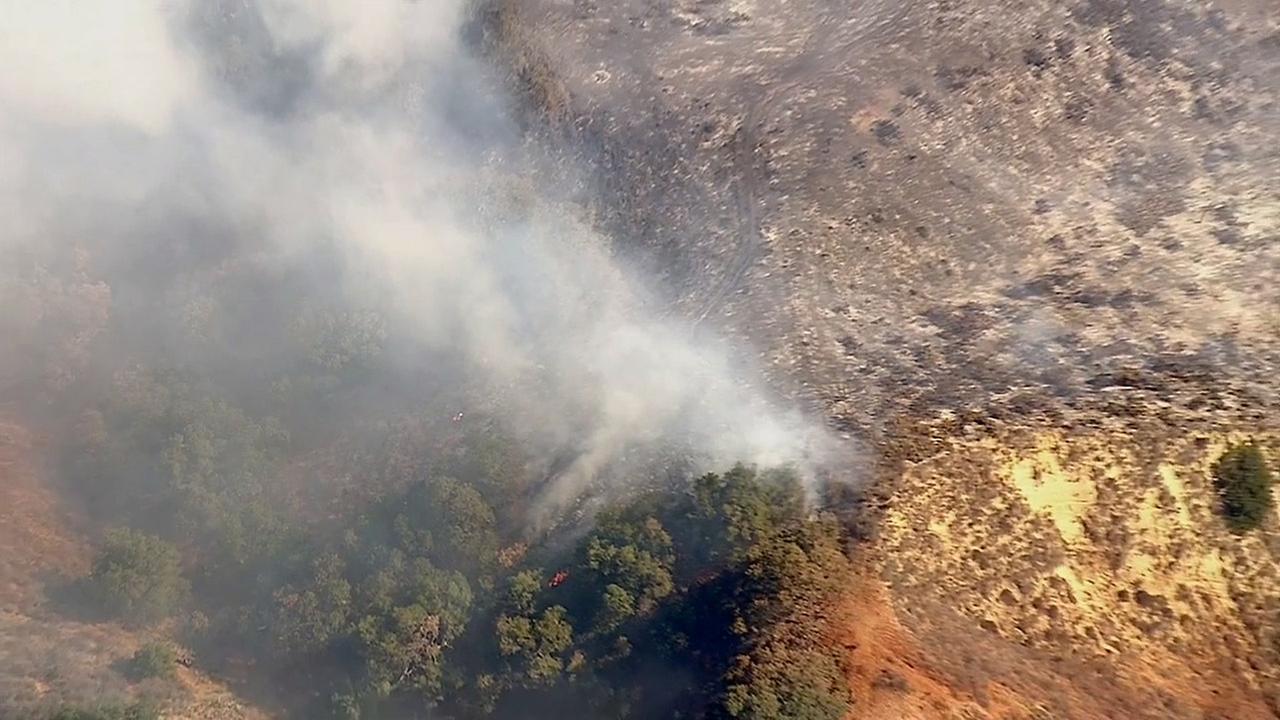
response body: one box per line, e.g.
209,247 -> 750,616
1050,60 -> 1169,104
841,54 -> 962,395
488,0 -> 1280,716
493,0 -> 1279,428
0,416 -> 264,720
867,422 -> 1278,718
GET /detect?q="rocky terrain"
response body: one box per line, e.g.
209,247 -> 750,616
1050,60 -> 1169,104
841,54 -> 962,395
488,0 -> 1280,716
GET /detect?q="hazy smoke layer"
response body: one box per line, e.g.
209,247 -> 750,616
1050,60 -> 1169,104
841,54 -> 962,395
0,0 -> 837,517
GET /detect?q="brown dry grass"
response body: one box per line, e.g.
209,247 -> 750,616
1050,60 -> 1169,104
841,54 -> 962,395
862,424 -> 1279,720
0,414 -> 267,720
0,419 -> 88,611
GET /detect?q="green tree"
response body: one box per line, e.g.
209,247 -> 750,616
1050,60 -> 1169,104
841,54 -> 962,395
330,692 -> 364,720
595,583 -> 636,633
505,569 -> 542,615
353,563 -> 472,698
676,465 -> 807,576
162,397 -> 287,570
357,604 -> 449,696
723,649 -> 849,720
87,528 -> 189,625
400,478 -> 499,575
585,539 -> 673,611
496,614 -> 536,657
290,308 -> 386,373
90,376 -> 288,580
1213,443 -> 1274,532
582,516 -> 675,618
718,517 -> 852,720
270,552 -> 352,656
127,641 -> 178,680
496,605 -> 575,686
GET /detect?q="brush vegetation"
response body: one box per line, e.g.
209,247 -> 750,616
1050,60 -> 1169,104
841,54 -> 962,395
85,529 -> 189,627
47,701 -> 159,720
126,642 -> 179,682
11,216 -> 853,720
1212,443 -> 1274,533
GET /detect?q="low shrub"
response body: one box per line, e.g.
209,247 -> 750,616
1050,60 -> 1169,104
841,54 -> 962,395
1212,443 -> 1274,533
49,701 -> 159,720
127,642 -> 177,681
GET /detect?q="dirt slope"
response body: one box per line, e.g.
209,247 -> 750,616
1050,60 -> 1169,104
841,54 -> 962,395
864,422 -> 1279,719
0,416 -> 263,720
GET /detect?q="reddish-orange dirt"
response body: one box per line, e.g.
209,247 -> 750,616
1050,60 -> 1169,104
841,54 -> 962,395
836,543 -> 1277,720
0,417 -> 89,612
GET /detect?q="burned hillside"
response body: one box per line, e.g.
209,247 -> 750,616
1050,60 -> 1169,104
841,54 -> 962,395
1,0 -> 1278,719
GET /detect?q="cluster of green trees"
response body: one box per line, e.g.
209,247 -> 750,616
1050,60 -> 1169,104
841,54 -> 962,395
19,245 -> 855,720
81,462 -> 852,720
68,367 -> 291,576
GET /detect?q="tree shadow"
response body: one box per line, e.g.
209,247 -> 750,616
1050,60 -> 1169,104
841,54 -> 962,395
40,571 -> 110,625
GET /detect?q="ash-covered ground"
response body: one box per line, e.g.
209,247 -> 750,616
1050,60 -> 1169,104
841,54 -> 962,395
494,0 -> 1280,440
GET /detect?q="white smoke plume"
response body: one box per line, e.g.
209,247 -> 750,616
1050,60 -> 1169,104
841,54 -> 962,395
0,0 -> 840,520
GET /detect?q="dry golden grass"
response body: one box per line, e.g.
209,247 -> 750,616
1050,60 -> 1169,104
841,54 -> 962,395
868,424 -> 1279,719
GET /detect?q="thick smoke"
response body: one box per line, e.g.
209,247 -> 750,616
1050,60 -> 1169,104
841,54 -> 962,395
0,0 -> 838,520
